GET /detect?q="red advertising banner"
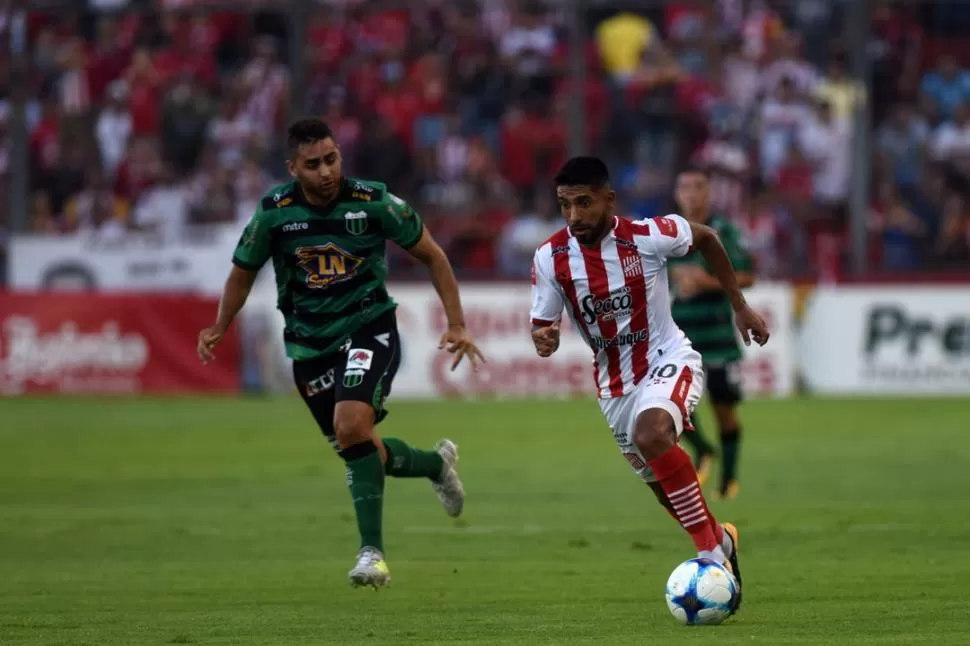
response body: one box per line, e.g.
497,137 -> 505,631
0,292 -> 239,395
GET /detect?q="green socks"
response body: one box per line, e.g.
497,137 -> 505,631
383,437 -> 444,479
682,414 -> 715,464
338,438 -> 445,554
340,443 -> 385,552
720,427 -> 741,489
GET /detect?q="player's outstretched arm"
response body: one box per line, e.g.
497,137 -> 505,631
198,265 -> 258,363
688,222 -> 769,347
405,229 -> 486,371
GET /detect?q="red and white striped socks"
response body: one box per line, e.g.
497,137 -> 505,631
648,445 -> 727,562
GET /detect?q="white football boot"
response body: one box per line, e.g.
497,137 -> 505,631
348,547 -> 390,589
431,439 -> 465,517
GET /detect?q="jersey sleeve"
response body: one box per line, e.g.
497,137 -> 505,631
639,214 -> 694,260
721,222 -> 754,273
530,247 -> 564,326
232,206 -> 272,271
381,192 -> 425,249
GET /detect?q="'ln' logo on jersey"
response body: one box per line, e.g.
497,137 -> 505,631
345,210 -> 368,235
296,243 -> 364,288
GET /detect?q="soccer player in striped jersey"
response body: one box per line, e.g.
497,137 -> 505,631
530,157 -> 768,613
670,167 -> 755,499
196,118 -> 484,588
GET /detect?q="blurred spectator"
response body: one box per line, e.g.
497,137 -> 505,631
3,0 -> 969,283
920,55 -> 970,122
498,192 -> 558,277
798,98 -> 852,215
876,103 -> 928,188
595,11 -> 655,85
759,76 -> 811,181
813,52 -> 865,121
96,81 -> 132,179
930,102 -> 970,176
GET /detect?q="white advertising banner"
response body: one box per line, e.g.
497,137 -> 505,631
251,283 -> 795,400
7,228 -> 259,295
799,287 -> 970,395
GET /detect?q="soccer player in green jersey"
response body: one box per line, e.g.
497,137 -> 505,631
196,118 -> 485,588
669,168 -> 755,499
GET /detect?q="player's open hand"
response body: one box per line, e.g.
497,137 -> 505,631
197,325 -> 226,364
735,304 -> 769,347
532,320 -> 561,358
439,325 -> 486,372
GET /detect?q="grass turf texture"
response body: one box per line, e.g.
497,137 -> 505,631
1,397 -> 968,645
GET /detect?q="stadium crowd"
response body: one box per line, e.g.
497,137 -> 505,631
1,0 -> 970,285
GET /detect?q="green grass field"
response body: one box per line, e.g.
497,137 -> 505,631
1,396 -> 969,645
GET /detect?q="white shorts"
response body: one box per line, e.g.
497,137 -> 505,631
598,347 -> 705,483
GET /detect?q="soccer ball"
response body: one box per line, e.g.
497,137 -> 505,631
664,558 -> 738,626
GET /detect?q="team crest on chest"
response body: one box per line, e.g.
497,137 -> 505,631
622,254 -> 643,278
295,243 -> 364,288
344,210 -> 368,235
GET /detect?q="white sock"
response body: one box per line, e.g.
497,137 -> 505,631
721,530 -> 734,557
698,546 -> 727,563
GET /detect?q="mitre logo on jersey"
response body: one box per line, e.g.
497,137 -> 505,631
581,287 -> 632,324
282,221 -> 308,232
345,210 -> 368,235
295,243 -> 364,288
622,255 -> 643,278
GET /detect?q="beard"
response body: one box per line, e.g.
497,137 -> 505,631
571,211 -> 613,245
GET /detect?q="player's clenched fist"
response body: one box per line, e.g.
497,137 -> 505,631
532,320 -> 561,358
197,325 -> 226,363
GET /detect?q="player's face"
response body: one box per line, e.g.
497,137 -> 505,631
556,185 -> 614,246
675,172 -> 710,220
288,137 -> 342,202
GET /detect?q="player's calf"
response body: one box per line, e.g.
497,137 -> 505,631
334,401 -> 387,562
634,407 -> 726,563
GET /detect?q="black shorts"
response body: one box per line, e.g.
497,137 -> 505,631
704,361 -> 743,406
292,310 -> 402,446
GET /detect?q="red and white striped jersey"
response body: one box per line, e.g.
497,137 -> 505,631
530,214 -> 694,399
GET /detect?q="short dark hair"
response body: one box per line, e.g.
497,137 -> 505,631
287,118 -> 334,152
554,156 -> 610,189
677,165 -> 710,179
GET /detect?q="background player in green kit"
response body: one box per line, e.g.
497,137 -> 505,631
669,168 -> 754,500
196,118 -> 485,588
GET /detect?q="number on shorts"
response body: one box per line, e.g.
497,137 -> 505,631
648,363 -> 678,380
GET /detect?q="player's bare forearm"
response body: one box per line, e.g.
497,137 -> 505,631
695,270 -> 755,292
407,229 -> 466,327
215,265 -> 258,331
688,223 -> 747,311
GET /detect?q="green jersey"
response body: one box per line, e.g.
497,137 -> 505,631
232,177 -> 424,360
669,213 -> 754,364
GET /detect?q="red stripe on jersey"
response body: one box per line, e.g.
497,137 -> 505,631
549,231 -> 602,390
615,219 -> 650,385
670,366 -> 695,431
531,318 -> 555,326
630,222 -> 651,236
581,242 -> 625,397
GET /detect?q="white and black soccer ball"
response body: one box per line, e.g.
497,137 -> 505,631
665,558 -> 738,626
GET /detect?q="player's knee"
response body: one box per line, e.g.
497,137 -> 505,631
333,402 -> 375,449
633,408 -> 677,460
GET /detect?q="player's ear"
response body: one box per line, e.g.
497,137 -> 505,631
286,159 -> 297,179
